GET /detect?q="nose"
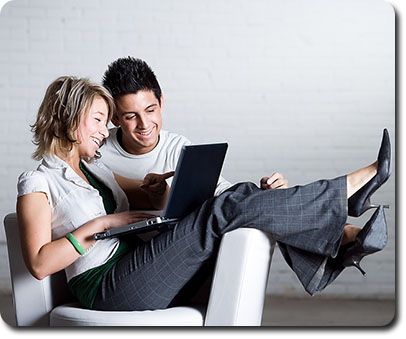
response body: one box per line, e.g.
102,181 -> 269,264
137,114 -> 148,129
100,124 -> 109,139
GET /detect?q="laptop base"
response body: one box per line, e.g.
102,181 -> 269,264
94,217 -> 180,240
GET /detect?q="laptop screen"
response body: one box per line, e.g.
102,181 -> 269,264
163,143 -> 228,219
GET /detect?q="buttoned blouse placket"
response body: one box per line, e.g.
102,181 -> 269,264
79,160 -> 124,214
62,164 -> 106,211
42,156 -> 120,237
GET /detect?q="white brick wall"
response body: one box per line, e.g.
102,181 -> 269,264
0,0 -> 395,298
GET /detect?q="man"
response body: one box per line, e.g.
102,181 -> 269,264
99,57 -> 288,305
100,57 -> 287,194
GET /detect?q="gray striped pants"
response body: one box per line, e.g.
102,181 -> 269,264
93,176 -> 347,311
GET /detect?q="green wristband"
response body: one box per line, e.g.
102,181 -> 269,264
66,233 -> 85,255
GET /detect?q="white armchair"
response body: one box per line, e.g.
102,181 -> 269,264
4,213 -> 275,326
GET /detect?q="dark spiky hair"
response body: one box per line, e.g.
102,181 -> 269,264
102,57 -> 162,105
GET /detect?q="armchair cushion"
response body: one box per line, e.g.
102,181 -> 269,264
50,303 -> 205,326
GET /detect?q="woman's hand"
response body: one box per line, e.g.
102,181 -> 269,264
99,211 -> 159,231
260,172 -> 288,190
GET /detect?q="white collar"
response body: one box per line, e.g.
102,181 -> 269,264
41,155 -> 91,189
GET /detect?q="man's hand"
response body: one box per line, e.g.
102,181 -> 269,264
260,172 -> 288,190
140,171 -> 175,209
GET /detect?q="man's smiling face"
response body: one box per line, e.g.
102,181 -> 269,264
114,90 -> 163,155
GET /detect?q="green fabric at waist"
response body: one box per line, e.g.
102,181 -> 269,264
68,240 -> 129,309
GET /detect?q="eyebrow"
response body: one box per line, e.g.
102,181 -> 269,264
121,104 -> 158,115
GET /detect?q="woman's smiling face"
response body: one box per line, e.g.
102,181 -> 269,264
76,96 -> 110,158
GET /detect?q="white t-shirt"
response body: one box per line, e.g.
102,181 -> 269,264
99,128 -> 232,195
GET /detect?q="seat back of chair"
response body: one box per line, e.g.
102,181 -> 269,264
4,213 -> 73,326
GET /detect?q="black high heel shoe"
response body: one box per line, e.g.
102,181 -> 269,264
342,205 -> 388,275
348,129 -> 391,217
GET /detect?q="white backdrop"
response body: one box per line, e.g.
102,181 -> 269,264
0,0 -> 395,299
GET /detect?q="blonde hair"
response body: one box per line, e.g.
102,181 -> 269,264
31,76 -> 115,160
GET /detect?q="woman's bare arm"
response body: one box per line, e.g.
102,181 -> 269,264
17,192 -> 155,280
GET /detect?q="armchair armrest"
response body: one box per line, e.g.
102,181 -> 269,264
4,213 -> 72,326
205,228 -> 275,326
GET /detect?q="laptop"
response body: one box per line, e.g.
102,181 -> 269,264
93,143 -> 228,240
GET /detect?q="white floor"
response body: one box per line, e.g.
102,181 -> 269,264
0,293 -> 395,327
261,296 -> 395,326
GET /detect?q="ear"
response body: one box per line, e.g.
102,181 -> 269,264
159,93 -> 164,111
111,116 -> 120,127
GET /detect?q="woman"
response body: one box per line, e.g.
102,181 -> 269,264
17,76 -> 391,311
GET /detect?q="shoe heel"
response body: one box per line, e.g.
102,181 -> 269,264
353,261 -> 366,276
342,256 -> 367,276
357,201 -> 389,216
358,199 -> 379,216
